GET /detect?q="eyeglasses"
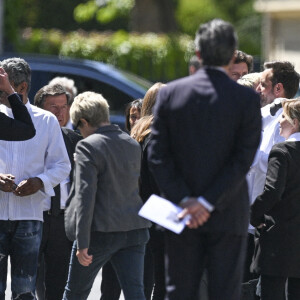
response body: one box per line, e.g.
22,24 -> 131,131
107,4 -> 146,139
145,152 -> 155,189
74,119 -> 89,131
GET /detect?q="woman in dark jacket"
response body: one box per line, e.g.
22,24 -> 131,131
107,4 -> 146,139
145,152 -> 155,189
131,82 -> 166,300
251,99 -> 300,300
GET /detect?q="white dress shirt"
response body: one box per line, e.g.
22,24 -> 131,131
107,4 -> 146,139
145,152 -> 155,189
0,101 -> 71,221
247,101 -> 285,233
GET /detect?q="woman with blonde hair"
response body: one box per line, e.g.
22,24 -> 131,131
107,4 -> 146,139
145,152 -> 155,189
251,99 -> 300,300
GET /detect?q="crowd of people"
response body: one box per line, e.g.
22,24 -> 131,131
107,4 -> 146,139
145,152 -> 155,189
0,17 -> 300,300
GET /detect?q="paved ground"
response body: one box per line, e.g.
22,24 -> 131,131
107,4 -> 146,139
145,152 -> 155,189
6,260 -> 125,300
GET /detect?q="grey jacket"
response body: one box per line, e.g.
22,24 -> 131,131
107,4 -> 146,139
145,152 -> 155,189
71,124 -> 150,249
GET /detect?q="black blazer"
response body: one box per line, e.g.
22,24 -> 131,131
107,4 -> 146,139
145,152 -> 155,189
0,93 -> 35,141
251,141 -> 300,277
139,134 -> 160,202
148,67 -> 261,235
61,127 -> 82,184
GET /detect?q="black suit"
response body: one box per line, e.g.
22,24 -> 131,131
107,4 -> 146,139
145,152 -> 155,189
36,128 -> 81,300
0,93 -> 35,141
148,68 -> 261,300
251,141 -> 300,299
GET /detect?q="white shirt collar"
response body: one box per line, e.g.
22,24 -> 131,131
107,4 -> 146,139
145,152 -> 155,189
287,132 -> 300,142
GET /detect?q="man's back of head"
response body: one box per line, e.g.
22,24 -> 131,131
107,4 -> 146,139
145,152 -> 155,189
195,19 -> 237,67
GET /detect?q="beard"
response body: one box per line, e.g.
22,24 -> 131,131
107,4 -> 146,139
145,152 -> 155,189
260,94 -> 275,108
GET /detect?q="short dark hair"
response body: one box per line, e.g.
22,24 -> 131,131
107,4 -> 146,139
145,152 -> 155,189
34,84 -> 70,108
1,57 -> 31,94
234,50 -> 253,72
264,61 -> 300,99
125,99 -> 143,132
195,19 -> 237,67
189,56 -> 201,70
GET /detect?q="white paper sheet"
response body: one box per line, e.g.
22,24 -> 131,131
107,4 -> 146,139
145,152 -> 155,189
138,194 -> 189,234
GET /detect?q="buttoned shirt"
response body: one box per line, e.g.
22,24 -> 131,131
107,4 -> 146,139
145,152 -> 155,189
247,101 -> 284,233
0,101 -> 71,221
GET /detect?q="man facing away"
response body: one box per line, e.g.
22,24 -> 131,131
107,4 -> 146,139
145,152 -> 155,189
63,92 -> 150,300
0,58 -> 70,300
148,19 -> 261,300
34,83 -> 82,300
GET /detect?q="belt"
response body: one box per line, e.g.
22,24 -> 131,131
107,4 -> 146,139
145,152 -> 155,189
44,209 -> 65,216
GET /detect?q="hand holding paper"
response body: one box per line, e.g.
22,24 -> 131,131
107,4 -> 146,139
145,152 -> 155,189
138,194 -> 191,234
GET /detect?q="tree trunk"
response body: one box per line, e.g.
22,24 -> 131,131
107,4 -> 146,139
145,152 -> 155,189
130,0 -> 177,33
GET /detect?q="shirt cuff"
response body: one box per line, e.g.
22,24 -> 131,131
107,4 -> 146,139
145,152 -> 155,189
197,196 -> 215,212
36,174 -> 55,197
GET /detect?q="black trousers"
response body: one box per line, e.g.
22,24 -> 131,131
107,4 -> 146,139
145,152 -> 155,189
36,211 -> 73,300
164,229 -> 247,300
261,274 -> 300,300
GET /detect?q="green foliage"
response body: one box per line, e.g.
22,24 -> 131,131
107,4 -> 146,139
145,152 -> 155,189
175,0 -> 261,55
74,1 -> 98,23
74,0 -> 134,24
16,29 -> 195,82
176,0 -> 227,36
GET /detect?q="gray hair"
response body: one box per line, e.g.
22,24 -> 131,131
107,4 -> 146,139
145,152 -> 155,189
34,84 -> 70,108
70,91 -> 109,128
48,76 -> 77,102
1,57 -> 31,94
195,19 -> 237,67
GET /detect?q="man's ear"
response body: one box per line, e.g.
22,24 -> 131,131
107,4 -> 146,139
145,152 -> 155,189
80,118 -> 89,127
196,50 -> 201,60
274,82 -> 284,98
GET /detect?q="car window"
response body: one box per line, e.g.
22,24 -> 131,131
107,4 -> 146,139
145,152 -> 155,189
30,71 -> 134,115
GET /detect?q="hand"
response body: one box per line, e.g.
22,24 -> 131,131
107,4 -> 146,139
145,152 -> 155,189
178,197 -> 210,229
257,223 -> 266,229
0,68 -> 14,95
76,248 -> 93,266
0,174 -> 16,192
0,68 -> 14,107
14,177 -> 44,197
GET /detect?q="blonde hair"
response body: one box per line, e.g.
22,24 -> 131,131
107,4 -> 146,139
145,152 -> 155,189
237,72 -> 261,90
282,98 -> 300,129
70,91 -> 109,127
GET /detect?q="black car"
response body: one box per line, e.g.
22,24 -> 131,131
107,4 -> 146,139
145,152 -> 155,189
0,54 -> 152,128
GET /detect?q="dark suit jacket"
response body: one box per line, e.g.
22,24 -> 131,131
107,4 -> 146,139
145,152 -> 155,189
0,93 -> 35,141
251,141 -> 300,277
61,127 -> 82,184
148,67 -> 261,236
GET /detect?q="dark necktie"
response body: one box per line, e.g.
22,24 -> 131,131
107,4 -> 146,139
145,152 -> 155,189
51,184 -> 61,216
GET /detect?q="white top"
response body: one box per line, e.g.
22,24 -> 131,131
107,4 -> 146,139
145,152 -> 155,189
286,132 -> 300,142
65,119 -> 74,130
0,101 -> 71,221
247,101 -> 285,233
